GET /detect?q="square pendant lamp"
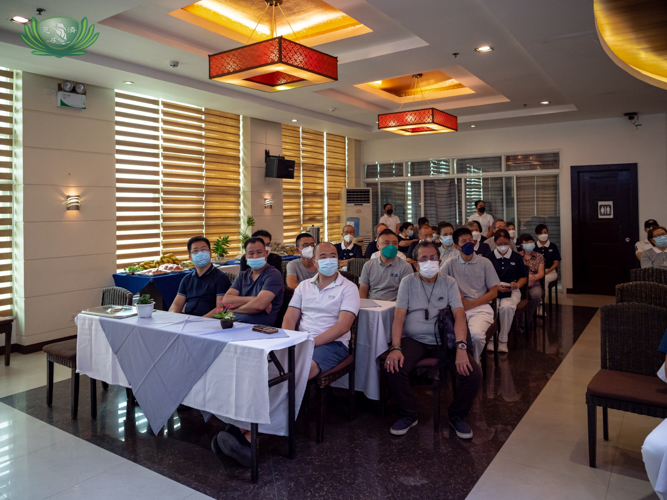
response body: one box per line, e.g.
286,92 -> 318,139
378,108 -> 458,135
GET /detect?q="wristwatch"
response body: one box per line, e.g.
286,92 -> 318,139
455,340 -> 467,350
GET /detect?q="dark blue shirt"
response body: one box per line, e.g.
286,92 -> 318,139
240,252 -> 283,273
487,250 -> 528,299
397,235 -> 414,255
364,241 -> 378,259
535,241 -> 561,269
659,329 -> 667,354
335,242 -> 362,261
231,266 -> 284,326
177,266 -> 231,316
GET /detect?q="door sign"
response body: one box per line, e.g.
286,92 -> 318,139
598,201 -> 613,219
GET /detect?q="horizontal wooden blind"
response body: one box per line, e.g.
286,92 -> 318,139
161,101 -> 205,261
203,109 -> 241,251
281,124 -> 302,245
325,134 -> 346,241
115,91 -> 161,269
0,68 -> 15,313
301,128 -> 325,233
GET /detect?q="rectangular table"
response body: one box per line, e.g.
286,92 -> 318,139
113,272 -> 190,310
332,300 -> 395,400
76,312 -> 314,482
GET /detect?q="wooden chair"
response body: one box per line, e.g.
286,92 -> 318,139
547,279 -> 558,310
223,272 -> 238,285
616,282 -> 667,309
586,302 -> 667,468
307,316 -> 358,443
274,287 -> 295,327
101,286 -> 133,307
0,317 -> 14,366
281,260 -> 290,284
347,258 -> 367,277
510,285 -> 530,337
339,271 -> 359,288
629,268 -> 667,285
480,301 -> 500,379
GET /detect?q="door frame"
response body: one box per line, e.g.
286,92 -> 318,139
570,163 -> 638,294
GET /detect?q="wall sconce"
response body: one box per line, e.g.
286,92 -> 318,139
65,195 -> 81,211
264,198 -> 273,210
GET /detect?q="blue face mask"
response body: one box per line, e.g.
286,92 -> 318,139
191,251 -> 211,267
441,236 -> 453,246
407,230 -> 413,238
461,242 -> 475,256
317,258 -> 338,277
654,235 -> 667,247
522,242 -> 536,252
247,257 -> 266,270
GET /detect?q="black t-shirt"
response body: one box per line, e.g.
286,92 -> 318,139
177,266 -> 231,316
334,242 -> 362,260
487,250 -> 528,299
364,241 -> 378,259
397,235 -> 414,255
240,252 -> 283,273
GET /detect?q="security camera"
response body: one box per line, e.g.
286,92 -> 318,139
169,61 -> 180,68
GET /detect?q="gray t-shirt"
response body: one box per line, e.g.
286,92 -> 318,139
231,266 -> 284,325
359,256 -> 413,301
641,247 -> 667,270
440,253 -> 501,301
286,259 -> 318,284
439,245 -> 458,265
396,273 -> 463,345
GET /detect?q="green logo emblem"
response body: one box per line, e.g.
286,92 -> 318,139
20,17 -> 99,58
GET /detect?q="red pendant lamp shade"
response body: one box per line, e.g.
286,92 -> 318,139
209,37 -> 337,92
378,108 -> 458,135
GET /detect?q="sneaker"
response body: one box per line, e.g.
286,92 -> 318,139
498,341 -> 508,353
486,339 -> 495,351
216,429 -> 251,467
449,416 -> 473,439
390,417 -> 418,436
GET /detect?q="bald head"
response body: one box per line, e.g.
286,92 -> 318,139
314,242 -> 337,260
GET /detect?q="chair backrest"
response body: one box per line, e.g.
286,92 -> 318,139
629,268 -> 667,285
600,302 -> 667,375
101,286 -> 133,306
348,315 -> 359,358
347,258 -> 367,277
616,282 -> 667,309
274,286 -> 295,327
339,271 -> 359,288
281,260 -> 289,284
224,272 -> 238,285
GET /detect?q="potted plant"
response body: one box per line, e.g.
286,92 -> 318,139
135,294 -> 154,318
212,235 -> 231,262
239,215 -> 256,247
212,304 -> 236,329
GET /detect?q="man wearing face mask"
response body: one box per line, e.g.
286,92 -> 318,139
282,242 -> 360,380
334,225 -> 363,266
222,237 -> 284,326
437,222 -> 457,264
468,200 -> 494,239
360,229 -> 414,301
239,230 -> 282,274
379,203 -> 401,234
441,227 -> 500,363
286,233 -> 318,289
364,224 -> 389,259
384,240 -> 481,438
406,223 -> 440,261
534,224 -> 561,288
170,236 -> 232,317
481,219 -> 517,257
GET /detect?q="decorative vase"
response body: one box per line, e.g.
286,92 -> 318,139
136,302 -> 154,318
220,320 -> 234,329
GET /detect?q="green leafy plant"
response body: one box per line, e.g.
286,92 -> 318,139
136,294 -> 153,305
212,235 -> 231,257
212,304 -> 236,321
125,265 -> 142,274
240,215 -> 256,246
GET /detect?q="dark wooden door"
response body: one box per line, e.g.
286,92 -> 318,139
571,164 -> 638,295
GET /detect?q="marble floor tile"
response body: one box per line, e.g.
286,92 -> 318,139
0,352 -> 71,399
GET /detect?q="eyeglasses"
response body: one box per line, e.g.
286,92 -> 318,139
301,243 -> 316,248
190,248 -> 209,255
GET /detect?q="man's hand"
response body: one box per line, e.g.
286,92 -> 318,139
385,349 -> 404,373
455,349 -> 472,376
498,285 -> 511,293
461,297 -> 474,311
510,281 -> 519,290
265,303 -> 272,314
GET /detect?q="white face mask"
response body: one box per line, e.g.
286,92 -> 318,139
419,260 -> 440,279
472,231 -> 481,241
508,230 -> 516,238
343,234 -> 354,243
265,246 -> 272,254
301,246 -> 314,259
497,245 -> 510,254
538,234 -> 549,242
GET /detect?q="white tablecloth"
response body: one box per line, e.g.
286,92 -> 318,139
332,300 -> 395,400
643,419 -> 667,500
76,312 -> 314,436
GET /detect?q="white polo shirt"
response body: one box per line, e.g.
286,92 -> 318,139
468,212 -> 494,235
288,273 -> 361,346
379,214 -> 401,232
635,240 -> 653,256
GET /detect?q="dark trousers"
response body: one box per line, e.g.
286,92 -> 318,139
386,337 -> 482,420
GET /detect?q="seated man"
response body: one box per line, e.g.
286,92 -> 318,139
437,222 -> 457,264
364,223 -> 388,259
239,229 -> 282,273
481,219 -> 518,256
283,242 -> 360,380
360,229 -> 414,301
441,227 -> 500,363
385,240 -> 481,439
335,224 -> 363,267
406,223 -> 440,261
286,233 -> 318,289
222,237 -> 284,326
169,236 -> 231,317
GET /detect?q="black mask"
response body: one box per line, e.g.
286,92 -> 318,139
386,209 -> 393,215
478,207 -> 486,214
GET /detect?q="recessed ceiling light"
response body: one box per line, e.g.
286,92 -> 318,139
475,46 -> 493,53
291,119 -> 298,122
540,100 -> 550,105
10,15 -> 30,24
470,125 -> 476,128
123,81 -> 134,85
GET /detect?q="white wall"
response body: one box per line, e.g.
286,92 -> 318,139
360,113 -> 667,291
15,72 -> 116,346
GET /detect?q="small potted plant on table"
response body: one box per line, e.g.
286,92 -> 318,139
213,304 -> 236,329
136,294 -> 154,318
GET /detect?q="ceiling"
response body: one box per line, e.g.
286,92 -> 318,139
0,0 -> 666,141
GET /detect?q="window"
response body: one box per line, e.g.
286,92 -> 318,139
0,68 -> 16,314
408,159 -> 451,176
301,129 -> 325,234
325,133 -> 347,241
379,181 -> 421,227
506,152 -> 559,172
516,175 -> 560,249
365,162 -> 403,178
281,124 -> 302,245
115,91 -> 241,268
464,177 -> 515,223
424,179 -> 461,226
455,156 -> 501,174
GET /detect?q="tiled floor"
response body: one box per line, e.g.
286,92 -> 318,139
0,293 -> 660,500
